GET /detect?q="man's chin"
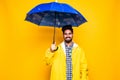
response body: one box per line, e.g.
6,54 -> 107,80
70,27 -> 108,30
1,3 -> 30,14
65,40 -> 72,43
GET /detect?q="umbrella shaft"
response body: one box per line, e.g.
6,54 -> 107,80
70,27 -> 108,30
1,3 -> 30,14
53,26 -> 56,44
53,11 -> 57,44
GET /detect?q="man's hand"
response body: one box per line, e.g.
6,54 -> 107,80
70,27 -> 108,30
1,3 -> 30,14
50,42 -> 58,52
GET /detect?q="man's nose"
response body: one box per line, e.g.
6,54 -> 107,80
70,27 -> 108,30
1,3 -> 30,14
66,35 -> 70,37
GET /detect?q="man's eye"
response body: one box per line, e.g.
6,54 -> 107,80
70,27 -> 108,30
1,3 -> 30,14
64,33 -> 67,35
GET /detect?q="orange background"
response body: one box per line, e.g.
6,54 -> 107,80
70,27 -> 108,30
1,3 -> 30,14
0,0 -> 120,80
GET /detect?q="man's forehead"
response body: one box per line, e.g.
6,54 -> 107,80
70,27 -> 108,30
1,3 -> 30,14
64,30 -> 72,33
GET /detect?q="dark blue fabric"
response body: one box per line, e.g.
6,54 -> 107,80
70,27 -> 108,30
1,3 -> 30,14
25,2 -> 87,27
28,2 -> 79,15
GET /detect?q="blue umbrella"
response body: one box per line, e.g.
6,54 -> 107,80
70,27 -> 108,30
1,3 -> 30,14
25,2 -> 87,43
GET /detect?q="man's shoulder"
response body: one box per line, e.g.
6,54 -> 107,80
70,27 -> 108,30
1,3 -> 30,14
73,42 -> 79,47
57,42 -> 64,48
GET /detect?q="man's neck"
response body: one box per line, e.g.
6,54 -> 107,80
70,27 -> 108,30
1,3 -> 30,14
65,41 -> 73,47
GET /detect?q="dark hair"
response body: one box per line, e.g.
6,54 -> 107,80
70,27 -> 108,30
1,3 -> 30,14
62,25 -> 73,33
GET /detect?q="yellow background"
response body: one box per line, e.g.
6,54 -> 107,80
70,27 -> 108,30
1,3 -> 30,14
0,0 -> 120,80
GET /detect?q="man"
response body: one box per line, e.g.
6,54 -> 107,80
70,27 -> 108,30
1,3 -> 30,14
45,25 -> 88,80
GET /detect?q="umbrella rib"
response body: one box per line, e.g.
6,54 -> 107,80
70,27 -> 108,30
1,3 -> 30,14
70,14 -> 79,26
57,12 -> 61,28
38,12 -> 46,26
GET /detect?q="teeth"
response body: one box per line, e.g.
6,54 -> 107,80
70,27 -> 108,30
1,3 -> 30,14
66,38 -> 70,39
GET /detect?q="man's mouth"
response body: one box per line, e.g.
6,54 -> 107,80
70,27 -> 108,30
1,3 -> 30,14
66,37 -> 71,39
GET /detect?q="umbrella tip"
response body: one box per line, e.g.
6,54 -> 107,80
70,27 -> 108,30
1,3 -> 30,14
55,0 -> 58,2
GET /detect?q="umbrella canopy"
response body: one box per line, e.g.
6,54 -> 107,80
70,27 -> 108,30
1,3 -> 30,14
25,2 -> 87,43
25,2 -> 87,27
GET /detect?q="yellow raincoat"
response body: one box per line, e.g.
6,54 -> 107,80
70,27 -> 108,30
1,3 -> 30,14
45,42 -> 88,80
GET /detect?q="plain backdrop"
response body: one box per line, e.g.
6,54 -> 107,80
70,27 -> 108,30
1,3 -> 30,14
0,0 -> 120,80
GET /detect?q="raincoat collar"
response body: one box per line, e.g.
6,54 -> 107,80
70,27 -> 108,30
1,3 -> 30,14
60,41 -> 78,54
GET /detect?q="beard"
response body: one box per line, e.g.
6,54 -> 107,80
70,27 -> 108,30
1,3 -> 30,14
64,37 -> 72,43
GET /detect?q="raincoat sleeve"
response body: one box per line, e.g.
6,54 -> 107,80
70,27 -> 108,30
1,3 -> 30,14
80,48 -> 88,80
45,48 -> 56,65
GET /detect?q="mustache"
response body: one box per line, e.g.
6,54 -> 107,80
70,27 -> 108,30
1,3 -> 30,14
65,37 -> 71,38
65,37 -> 71,39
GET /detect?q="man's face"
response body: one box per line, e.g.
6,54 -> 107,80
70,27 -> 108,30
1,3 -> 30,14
63,29 -> 73,43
